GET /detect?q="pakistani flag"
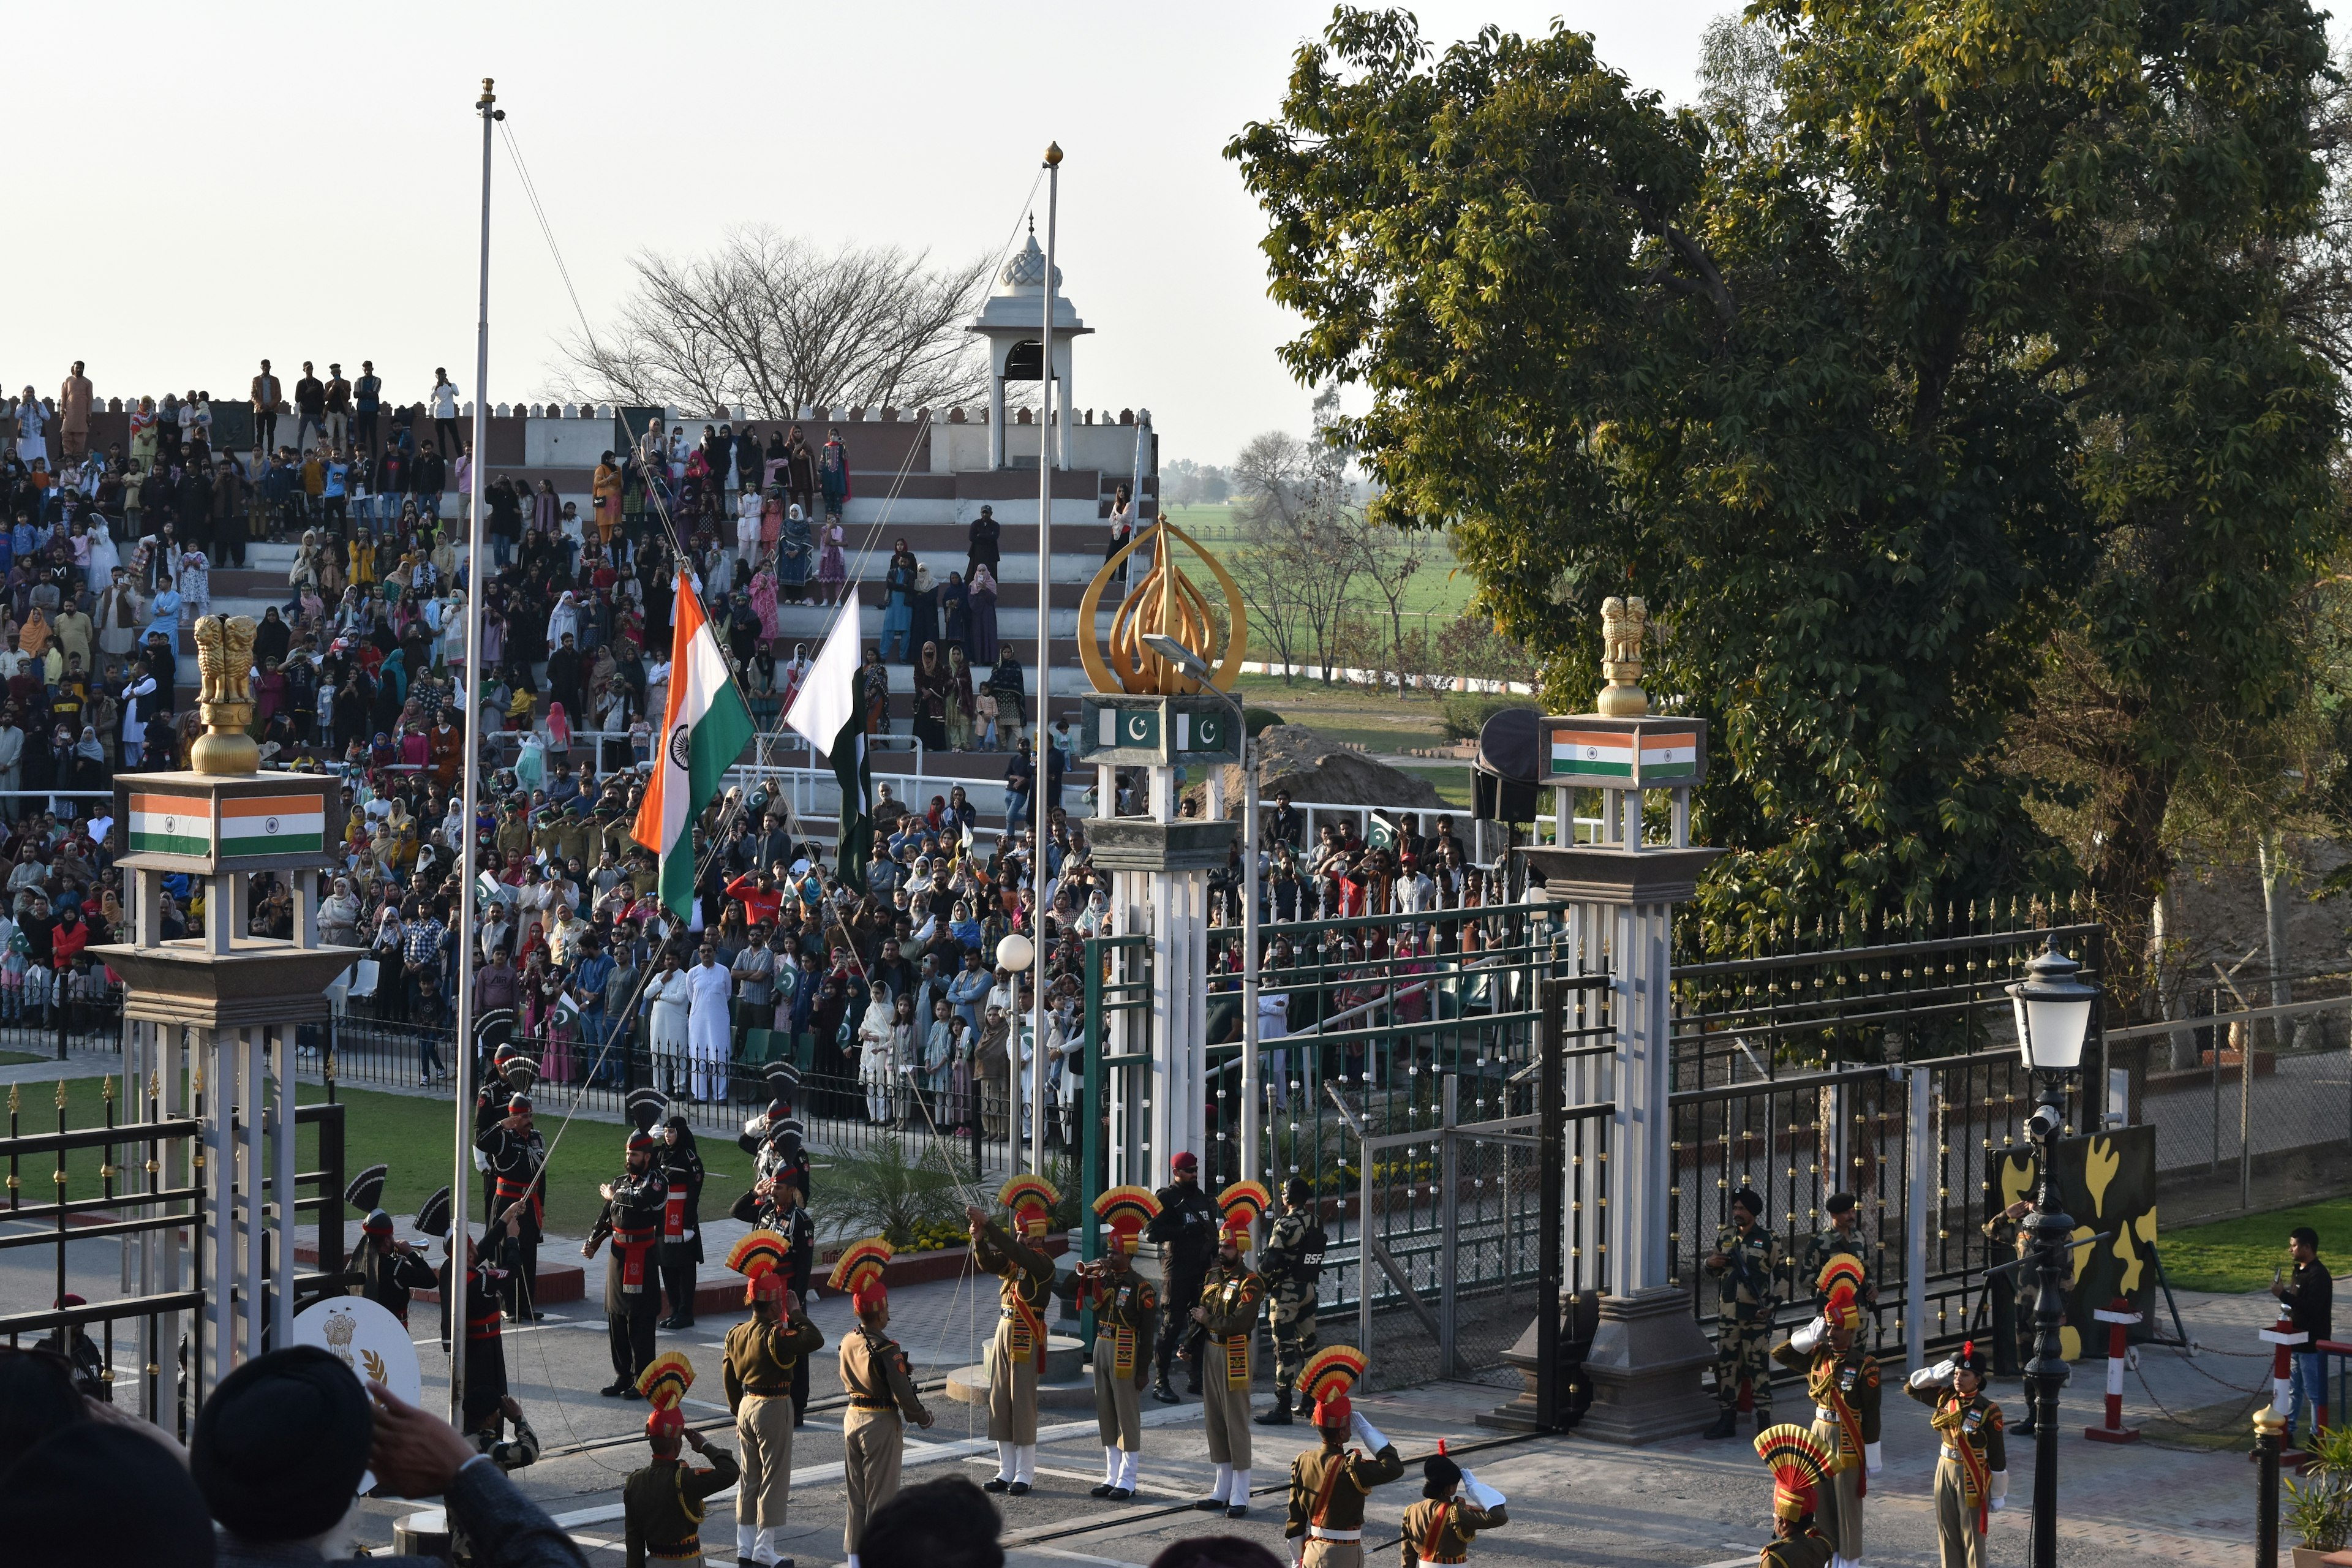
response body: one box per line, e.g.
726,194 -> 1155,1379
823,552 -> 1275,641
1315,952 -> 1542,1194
785,600 -> 872,892
631,572 -> 756,918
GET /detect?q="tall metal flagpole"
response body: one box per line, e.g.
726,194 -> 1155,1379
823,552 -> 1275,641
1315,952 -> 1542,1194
450,75 -> 497,1428
1029,142 -> 1061,1178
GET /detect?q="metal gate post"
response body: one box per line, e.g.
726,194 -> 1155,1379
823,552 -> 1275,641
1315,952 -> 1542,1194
1359,1132 -> 1375,1390
1536,981 -> 1566,1429
1904,1066 -> 1930,1372
1439,1074 -> 1460,1381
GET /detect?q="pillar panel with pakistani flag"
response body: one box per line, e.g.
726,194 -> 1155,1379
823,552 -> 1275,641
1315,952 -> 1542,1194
632,572 -> 755,917
785,601 -> 871,891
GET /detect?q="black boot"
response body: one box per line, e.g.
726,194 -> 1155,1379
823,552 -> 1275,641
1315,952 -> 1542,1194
1256,1389 -> 1294,1426
1703,1409 -> 1738,1440
1152,1374 -> 1182,1405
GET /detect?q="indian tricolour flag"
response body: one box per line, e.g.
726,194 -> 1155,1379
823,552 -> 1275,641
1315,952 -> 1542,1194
633,572 -> 755,919
220,794 -> 327,856
1550,729 -> 1699,780
127,793 -> 211,856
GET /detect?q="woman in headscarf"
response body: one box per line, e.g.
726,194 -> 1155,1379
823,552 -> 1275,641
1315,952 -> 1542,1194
734,480 -> 764,567
859,645 -> 891,737
911,642 -> 951,752
940,570 -> 970,657
513,723 -> 546,794
906,562 -> 940,655
545,590 -> 579,650
319,875 -> 362,948
816,521 -> 845,606
944,645 -> 977,752
968,561 -> 1000,665
986,650 -> 1027,752
777,503 -> 812,604
748,552 -> 780,645
591,451 -> 623,551
544,699 -> 572,755
774,643 -> 809,715
69,725 -> 108,794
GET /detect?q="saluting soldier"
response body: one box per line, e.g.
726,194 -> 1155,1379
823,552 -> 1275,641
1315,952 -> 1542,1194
968,1175 -> 1060,1496
1258,1176 -> 1325,1427
1193,1183 -> 1269,1518
587,1098 -> 671,1398
1754,1425 -> 1838,1568
832,1240 -> 933,1568
1770,1270 -> 1882,1568
1705,1185 -> 1785,1438
1147,1150 -> 1221,1402
1286,1347 -> 1404,1568
474,1091 -> 546,1321
722,1231 -> 826,1568
1396,1450 -> 1507,1568
1905,1341 -> 2008,1568
346,1164 -> 436,1328
1800,1193 -> 1875,1314
624,1353 -> 741,1568
1063,1188 -> 1161,1501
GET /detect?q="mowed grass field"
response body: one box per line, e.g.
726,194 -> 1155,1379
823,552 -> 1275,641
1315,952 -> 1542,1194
1161,503 -> 1484,633
2155,1195 -> 2352,1294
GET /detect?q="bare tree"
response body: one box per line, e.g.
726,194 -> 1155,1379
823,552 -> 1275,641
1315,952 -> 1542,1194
554,226 -> 994,415
1349,519 -> 1431,695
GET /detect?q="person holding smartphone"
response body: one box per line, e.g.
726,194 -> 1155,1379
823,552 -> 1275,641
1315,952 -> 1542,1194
2274,1226 -> 2334,1447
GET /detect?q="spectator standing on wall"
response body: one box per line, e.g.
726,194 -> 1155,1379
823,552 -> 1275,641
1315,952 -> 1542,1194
431,368 -> 463,457
354,360 -> 382,454
251,360 -> 282,453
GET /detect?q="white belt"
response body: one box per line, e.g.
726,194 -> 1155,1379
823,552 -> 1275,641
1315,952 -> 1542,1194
1418,1559 -> 1466,1567
1815,1406 -> 1846,1428
1309,1528 -> 1362,1542
1941,1444 -> 1968,1461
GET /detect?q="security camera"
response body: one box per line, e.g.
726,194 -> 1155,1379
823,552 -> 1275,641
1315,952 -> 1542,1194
2026,1104 -> 2063,1142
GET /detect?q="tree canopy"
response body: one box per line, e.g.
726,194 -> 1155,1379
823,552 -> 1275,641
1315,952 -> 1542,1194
1229,2 -> 2346,976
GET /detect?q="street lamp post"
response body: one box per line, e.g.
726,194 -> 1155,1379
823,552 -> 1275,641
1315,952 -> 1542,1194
2006,939 -> 2100,1568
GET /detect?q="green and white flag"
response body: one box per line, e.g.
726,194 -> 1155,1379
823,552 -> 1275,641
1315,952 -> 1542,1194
786,598 -> 872,891
631,573 -> 756,918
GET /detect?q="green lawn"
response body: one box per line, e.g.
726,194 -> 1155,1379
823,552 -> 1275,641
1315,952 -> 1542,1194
0,1049 -> 51,1066
2154,1197 -> 2352,1293
1163,503 -> 1483,646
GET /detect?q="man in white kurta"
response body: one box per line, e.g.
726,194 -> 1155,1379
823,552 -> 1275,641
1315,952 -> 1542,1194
687,943 -> 734,1102
646,951 -> 693,1097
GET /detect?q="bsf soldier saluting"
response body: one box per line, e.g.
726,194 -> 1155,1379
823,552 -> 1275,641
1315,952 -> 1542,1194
1286,1347 -> 1404,1568
1905,1341 -> 2008,1568
1770,1264 -> 1882,1568
1705,1185 -> 1785,1439
1193,1182 -> 1270,1518
968,1174 -> 1060,1496
1147,1150 -> 1221,1402
1258,1176 -> 1325,1427
831,1239 -> 933,1568
1065,1187 -> 1162,1501
1396,1449 -> 1507,1568
1753,1425 -> 1839,1568
624,1353 -> 740,1568
722,1229 -> 826,1568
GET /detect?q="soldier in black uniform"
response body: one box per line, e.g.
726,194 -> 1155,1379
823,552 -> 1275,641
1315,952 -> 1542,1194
347,1163 -> 437,1329
470,1034 -> 524,1227
421,1186 -> 511,1432
1147,1150 -> 1221,1402
474,1091 -> 546,1321
655,1117 -> 705,1331
586,1101 -> 671,1398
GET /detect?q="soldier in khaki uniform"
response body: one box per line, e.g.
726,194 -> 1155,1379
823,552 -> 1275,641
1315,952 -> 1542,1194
1396,1450 -> 1507,1568
1063,1188 -> 1161,1499
624,1353 -> 741,1568
1904,1342 -> 2008,1568
832,1239 -> 933,1568
1193,1186 -> 1268,1518
1258,1176 -> 1324,1426
1285,1347 -> 1404,1568
968,1174 -> 1058,1496
1705,1185 -> 1785,1438
1799,1194 -> 1874,1317
1754,1424 -> 1838,1568
722,1230 -> 825,1567
1770,1275 -> 1882,1568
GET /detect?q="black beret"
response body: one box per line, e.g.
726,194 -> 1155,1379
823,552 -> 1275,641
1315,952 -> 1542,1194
1825,1192 -> 1858,1215
0,1420 -> 216,1567
1422,1453 -> 1463,1497
190,1346 -> 372,1542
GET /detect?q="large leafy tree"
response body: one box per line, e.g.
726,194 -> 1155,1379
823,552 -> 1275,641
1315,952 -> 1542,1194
1229,5 -> 2343,985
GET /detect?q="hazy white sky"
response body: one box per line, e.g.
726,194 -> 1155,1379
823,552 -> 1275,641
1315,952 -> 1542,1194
13,1 -> 1727,467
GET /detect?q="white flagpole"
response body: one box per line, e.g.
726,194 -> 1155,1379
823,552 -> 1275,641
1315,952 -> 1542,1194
450,75 -> 497,1428
1030,143 -> 1061,1179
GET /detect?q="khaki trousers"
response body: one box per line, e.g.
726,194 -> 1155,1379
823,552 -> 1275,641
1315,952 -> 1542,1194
1933,1458 -> 1989,1568
1093,1334 -> 1144,1450
1302,1540 -> 1363,1568
736,1392 -> 795,1529
1201,1340 -> 1251,1467
987,1317 -> 1039,1444
842,1406 -> 903,1553
1809,1416 -> 1864,1564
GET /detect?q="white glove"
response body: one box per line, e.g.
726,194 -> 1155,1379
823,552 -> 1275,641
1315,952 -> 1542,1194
1349,1409 -> 1390,1452
1907,1360 -> 1955,1390
1864,1441 -> 1883,1477
1989,1468 -> 2008,1509
1988,1496 -> 2006,1513
1790,1317 -> 1825,1355
1458,1468 -> 1506,1510
471,1148 -> 489,1172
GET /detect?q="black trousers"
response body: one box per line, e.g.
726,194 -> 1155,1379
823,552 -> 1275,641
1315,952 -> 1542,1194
608,1291 -> 658,1385
501,1237 -> 539,1320
1156,1269 -> 1207,1382
356,409 -> 379,453
659,1245 -> 698,1323
255,412 -> 277,452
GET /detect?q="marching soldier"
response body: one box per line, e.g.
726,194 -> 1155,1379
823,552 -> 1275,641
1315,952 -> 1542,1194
1754,1425 -> 1838,1568
968,1175 -> 1059,1495
1905,1341 -> 2008,1568
1770,1268 -> 1882,1568
1258,1176 -> 1325,1426
722,1231 -> 826,1568
346,1164 -> 436,1328
1193,1182 -> 1270,1518
624,1353 -> 741,1568
1286,1346 -> 1404,1568
1396,1449 -> 1508,1568
1064,1188 -> 1162,1501
474,1091 -> 547,1321
1800,1194 -> 1875,1313
1147,1150 -> 1221,1402
586,1095 -> 671,1398
1705,1185 -> 1785,1438
832,1238 -> 934,1568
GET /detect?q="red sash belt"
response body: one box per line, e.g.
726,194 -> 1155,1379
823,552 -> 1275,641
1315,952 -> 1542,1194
1417,1501 -> 1452,1565
663,1189 -> 686,1243
615,1223 -> 659,1294
467,1310 -> 502,1343
495,1174 -> 543,1226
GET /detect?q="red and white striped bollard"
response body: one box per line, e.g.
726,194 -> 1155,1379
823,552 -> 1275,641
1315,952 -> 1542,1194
2259,1305 -> 2310,1464
2083,1294 -> 2140,1444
